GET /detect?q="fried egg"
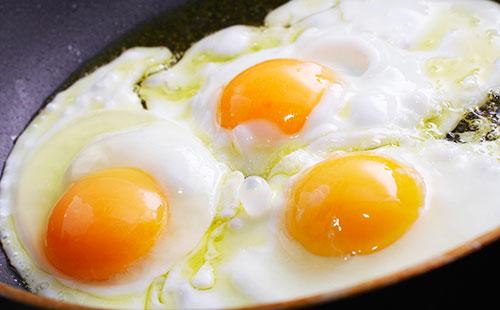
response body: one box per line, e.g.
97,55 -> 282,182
1,0 -> 500,309
217,139 -> 500,304
0,48 -> 228,308
142,0 -> 500,176
146,138 -> 500,309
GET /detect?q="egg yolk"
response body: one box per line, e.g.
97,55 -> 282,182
44,167 -> 168,281
218,58 -> 334,135
285,153 -> 424,257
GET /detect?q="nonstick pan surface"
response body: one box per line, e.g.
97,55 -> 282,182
1,0 -> 499,308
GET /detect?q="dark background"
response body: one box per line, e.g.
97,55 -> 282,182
0,0 -> 499,309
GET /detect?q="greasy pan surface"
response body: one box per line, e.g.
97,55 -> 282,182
0,0 -> 499,308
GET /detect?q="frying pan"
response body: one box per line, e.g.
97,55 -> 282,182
0,0 -> 499,308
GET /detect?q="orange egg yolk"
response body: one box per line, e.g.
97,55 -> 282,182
44,167 -> 168,281
285,153 -> 424,257
218,58 -> 334,135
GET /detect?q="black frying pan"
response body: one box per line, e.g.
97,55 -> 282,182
1,0 -> 499,308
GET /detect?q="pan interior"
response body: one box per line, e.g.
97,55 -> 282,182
0,1 -> 499,309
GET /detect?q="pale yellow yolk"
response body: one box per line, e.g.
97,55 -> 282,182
218,59 -> 334,135
45,167 -> 168,281
286,153 -> 425,257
